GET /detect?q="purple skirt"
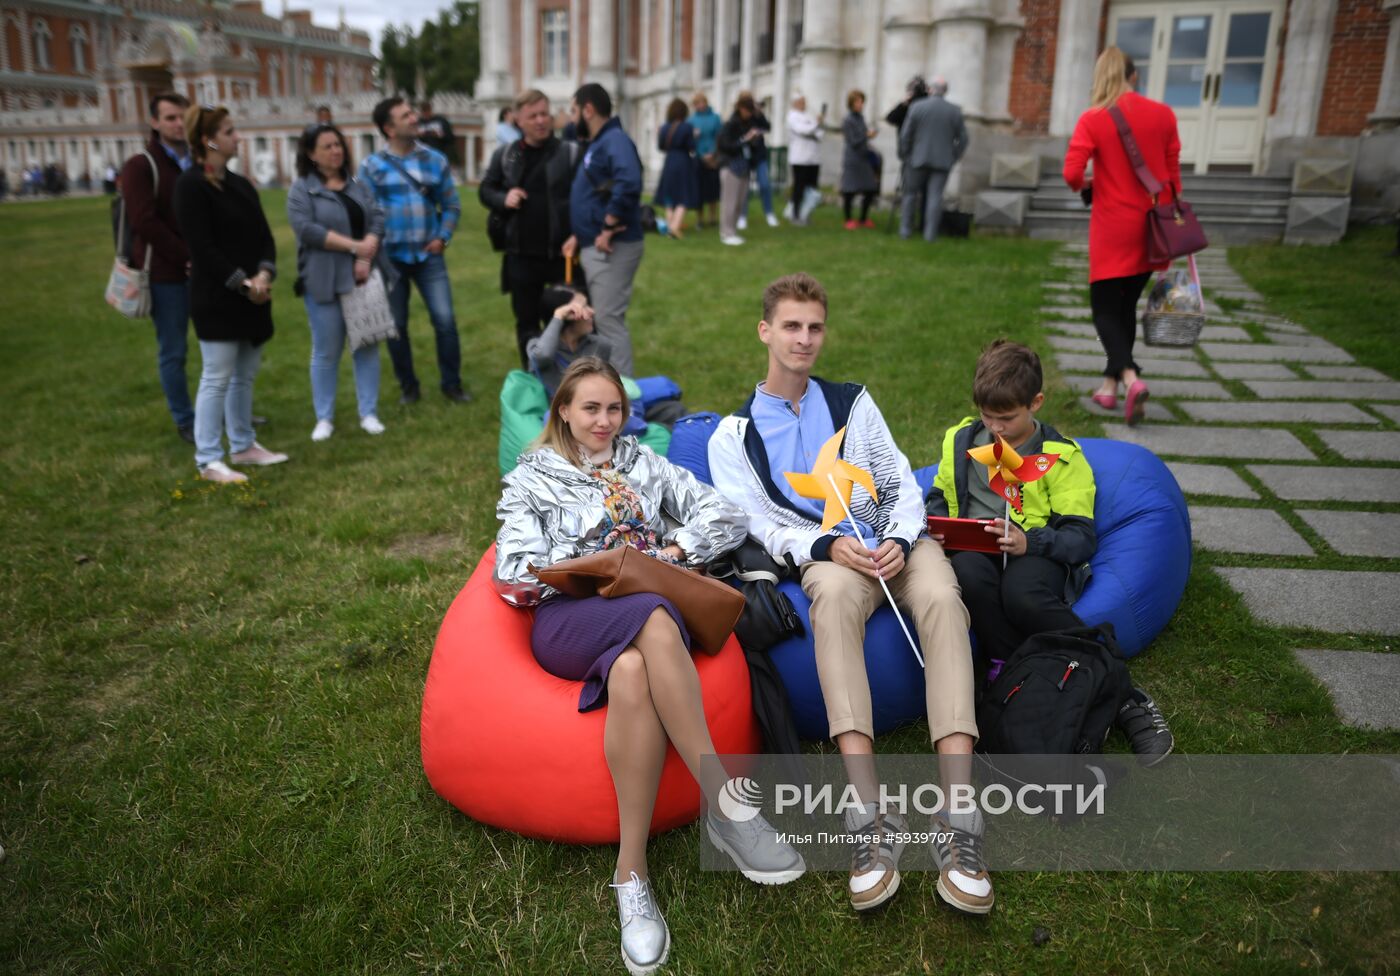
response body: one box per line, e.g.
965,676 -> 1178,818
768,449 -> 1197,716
532,592 -> 692,712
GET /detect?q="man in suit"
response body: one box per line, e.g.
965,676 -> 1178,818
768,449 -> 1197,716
898,77 -> 969,242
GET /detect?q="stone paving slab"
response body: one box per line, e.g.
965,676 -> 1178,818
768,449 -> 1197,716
1189,505 -> 1314,555
1204,342 -> 1355,364
1370,405 -> 1400,424
1046,331 -> 1198,359
1056,353 -> 1209,377
1045,281 -> 1080,291
1317,430 -> 1400,461
1261,331 -> 1343,349
1304,366 -> 1392,382
1212,362 -> 1298,380
1297,510 -> 1400,558
1246,464 -> 1400,503
1249,321 -> 1308,335
1103,423 -> 1314,459
1198,326 -> 1254,342
1216,568 -> 1400,635
1166,461 -> 1259,499
1068,376 -> 1233,399
1293,649 -> 1400,731
1045,321 -> 1101,338
1178,401 -> 1381,425
1048,334 -> 1107,353
1244,380 -> 1400,401
1040,306 -> 1093,319
1078,396 -> 1175,422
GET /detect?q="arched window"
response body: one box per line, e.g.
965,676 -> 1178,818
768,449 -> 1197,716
32,18 -> 52,70
69,25 -> 87,74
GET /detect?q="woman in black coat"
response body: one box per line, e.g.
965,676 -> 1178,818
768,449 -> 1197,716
174,105 -> 288,483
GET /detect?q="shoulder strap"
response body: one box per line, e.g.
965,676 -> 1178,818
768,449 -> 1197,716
377,150 -> 431,199
1107,104 -> 1164,201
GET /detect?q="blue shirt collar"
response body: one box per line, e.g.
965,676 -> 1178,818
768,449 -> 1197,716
159,140 -> 192,171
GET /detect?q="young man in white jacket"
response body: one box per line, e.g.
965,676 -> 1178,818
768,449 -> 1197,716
707,272 -> 993,917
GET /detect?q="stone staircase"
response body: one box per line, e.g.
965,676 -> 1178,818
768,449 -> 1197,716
1024,161 -> 1292,244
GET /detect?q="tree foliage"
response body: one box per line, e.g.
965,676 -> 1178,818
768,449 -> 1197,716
377,0 -> 480,97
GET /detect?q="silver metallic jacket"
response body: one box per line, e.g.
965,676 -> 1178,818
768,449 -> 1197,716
494,436 -> 748,607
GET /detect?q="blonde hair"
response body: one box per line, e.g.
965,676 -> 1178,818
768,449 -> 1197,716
1089,47 -> 1133,110
535,357 -> 630,466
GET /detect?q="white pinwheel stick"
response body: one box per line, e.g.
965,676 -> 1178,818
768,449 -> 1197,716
1003,498 -> 1011,570
826,472 -> 925,669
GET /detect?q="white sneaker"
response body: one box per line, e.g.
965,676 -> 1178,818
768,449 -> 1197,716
737,215 -> 748,230
228,442 -> 289,466
766,213 -> 780,227
782,201 -> 794,220
199,460 -> 247,484
720,235 -> 745,246
360,415 -> 385,435
311,420 -> 334,442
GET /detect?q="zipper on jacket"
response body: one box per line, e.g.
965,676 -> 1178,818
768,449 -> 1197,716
1057,660 -> 1080,690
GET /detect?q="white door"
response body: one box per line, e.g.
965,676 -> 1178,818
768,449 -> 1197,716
1108,1 -> 1283,173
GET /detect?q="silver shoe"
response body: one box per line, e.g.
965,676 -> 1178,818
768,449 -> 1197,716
707,811 -> 806,885
610,871 -> 670,976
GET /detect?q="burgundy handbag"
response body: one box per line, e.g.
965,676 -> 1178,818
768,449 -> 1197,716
1108,105 -> 1208,263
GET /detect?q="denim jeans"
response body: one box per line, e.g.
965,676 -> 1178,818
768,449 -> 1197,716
901,166 -> 949,241
194,339 -> 261,467
306,295 -> 380,421
386,253 -> 462,394
150,281 -> 194,428
748,158 -> 774,216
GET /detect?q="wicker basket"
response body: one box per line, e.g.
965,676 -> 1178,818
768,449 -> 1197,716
1142,310 -> 1205,347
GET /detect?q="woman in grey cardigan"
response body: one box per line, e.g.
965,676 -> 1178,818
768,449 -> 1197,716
287,125 -> 396,440
839,89 -> 880,229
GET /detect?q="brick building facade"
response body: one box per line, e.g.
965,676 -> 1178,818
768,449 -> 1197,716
477,0 -> 1399,221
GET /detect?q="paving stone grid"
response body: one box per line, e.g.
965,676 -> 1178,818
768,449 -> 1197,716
1043,243 -> 1400,730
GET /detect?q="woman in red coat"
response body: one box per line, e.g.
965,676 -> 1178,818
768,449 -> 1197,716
1064,47 -> 1182,425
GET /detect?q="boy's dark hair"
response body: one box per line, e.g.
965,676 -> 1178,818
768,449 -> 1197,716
573,83 -> 613,118
148,90 -> 189,120
973,340 -> 1043,410
372,96 -> 406,137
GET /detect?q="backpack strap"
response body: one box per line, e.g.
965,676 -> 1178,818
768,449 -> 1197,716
377,150 -> 434,202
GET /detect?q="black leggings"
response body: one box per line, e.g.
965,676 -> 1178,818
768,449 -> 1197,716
790,164 -> 819,210
1089,271 -> 1152,379
842,191 -> 875,222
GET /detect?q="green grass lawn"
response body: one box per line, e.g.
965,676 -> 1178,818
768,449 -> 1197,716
2,195 -> 1397,975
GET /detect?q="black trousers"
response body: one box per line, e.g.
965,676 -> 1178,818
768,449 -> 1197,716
950,551 -> 1085,663
503,253 -> 567,370
789,164 -> 819,210
1089,271 -> 1152,379
842,191 -> 876,222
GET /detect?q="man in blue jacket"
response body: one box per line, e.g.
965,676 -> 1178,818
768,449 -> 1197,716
562,84 -> 644,377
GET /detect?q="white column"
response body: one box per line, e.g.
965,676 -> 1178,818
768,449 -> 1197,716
883,0 -> 930,114
797,0 -> 842,127
1047,0 -> 1103,136
1267,0 -> 1337,140
589,0 -> 616,83
521,0 -> 537,85
465,133 -> 480,181
931,0 -> 992,121
640,0 -> 652,74
711,0 -> 729,110
982,0 -> 1022,124
476,0 -> 513,102
1368,0 -> 1400,129
740,0 -> 756,92
772,0 -> 790,142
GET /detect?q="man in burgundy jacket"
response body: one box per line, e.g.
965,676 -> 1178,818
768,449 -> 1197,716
122,91 -> 196,442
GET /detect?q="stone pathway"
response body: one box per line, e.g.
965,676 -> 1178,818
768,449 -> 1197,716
1043,243 -> 1400,731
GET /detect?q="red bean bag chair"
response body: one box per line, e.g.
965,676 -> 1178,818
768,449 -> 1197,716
421,544 -> 762,844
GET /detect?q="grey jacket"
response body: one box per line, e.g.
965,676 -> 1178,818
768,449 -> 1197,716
840,112 -> 880,194
899,95 -> 969,172
286,175 -> 397,304
494,436 -> 748,607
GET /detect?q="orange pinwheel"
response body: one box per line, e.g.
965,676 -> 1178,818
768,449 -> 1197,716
966,434 -> 1060,515
784,427 -> 878,532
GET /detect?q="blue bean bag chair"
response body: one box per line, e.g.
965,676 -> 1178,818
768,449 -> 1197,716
671,431 -> 1191,740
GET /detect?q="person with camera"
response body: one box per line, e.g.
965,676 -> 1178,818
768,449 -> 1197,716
173,105 -> 288,483
480,89 -> 578,369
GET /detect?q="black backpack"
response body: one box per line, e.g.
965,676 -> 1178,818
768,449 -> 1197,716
976,625 -> 1133,755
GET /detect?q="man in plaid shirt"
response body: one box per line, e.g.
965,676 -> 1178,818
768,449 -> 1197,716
360,97 -> 470,403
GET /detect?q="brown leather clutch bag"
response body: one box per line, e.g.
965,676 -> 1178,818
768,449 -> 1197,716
531,547 -> 745,654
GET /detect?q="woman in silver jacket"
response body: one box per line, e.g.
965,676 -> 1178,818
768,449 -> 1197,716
494,357 -> 804,976
286,123 -> 397,442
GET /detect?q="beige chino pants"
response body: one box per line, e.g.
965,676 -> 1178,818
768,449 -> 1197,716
800,539 -> 979,745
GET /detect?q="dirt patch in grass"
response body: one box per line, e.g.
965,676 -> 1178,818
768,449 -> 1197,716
75,668 -> 147,715
385,533 -> 460,561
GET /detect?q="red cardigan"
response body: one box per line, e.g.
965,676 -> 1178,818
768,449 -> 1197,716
1063,92 -> 1182,283
120,133 -> 190,285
